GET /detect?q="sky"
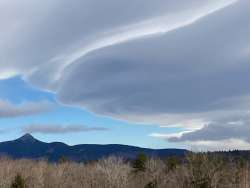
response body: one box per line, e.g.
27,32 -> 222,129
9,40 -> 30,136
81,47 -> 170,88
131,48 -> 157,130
0,0 -> 250,151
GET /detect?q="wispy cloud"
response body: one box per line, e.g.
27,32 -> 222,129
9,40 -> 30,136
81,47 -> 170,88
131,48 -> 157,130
0,100 -> 53,118
22,124 -> 109,134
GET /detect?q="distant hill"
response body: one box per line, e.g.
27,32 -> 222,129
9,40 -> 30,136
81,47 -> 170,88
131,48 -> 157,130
0,134 -> 187,162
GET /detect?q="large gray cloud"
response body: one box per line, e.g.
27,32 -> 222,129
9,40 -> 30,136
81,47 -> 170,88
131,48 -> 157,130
56,0 -> 250,122
62,1 -> 247,107
1,0 -> 250,149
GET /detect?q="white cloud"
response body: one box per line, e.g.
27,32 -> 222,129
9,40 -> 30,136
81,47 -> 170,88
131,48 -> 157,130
0,70 -> 18,80
150,131 -> 193,140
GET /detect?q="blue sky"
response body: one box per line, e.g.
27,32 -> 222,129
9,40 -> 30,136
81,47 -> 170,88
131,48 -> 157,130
0,76 -> 184,149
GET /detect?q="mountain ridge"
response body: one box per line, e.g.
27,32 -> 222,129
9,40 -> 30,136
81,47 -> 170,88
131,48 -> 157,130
0,134 -> 187,162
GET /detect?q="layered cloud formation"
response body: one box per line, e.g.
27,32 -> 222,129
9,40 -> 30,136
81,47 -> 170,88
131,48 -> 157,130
1,0 -> 250,149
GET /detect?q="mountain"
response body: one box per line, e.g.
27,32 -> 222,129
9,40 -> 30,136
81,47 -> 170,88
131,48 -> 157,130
0,134 -> 187,162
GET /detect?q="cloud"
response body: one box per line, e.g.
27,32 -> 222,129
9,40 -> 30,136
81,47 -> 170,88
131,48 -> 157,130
46,0 -> 237,82
150,131 -> 193,140
22,124 -> 109,134
56,0 -> 246,117
151,130 -> 250,151
151,133 -> 250,151
0,70 -> 18,80
168,121 -> 250,143
1,0 -> 250,149
0,100 -> 53,118
170,112 -> 250,139
151,113 -> 250,150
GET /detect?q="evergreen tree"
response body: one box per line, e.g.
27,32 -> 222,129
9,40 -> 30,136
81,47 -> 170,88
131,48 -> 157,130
132,153 -> 147,172
11,174 -> 26,188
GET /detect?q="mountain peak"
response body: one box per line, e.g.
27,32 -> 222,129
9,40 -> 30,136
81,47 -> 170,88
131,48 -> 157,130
0,134 -> 187,162
17,133 -> 37,143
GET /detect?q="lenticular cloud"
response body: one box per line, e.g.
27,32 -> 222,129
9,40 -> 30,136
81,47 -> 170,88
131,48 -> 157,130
1,0 -> 250,140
